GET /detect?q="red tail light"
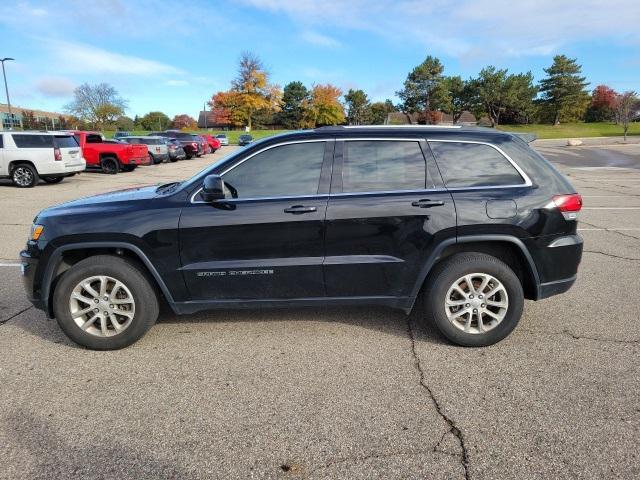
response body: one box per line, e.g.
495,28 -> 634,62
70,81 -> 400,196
552,194 -> 582,220
54,148 -> 62,161
192,142 -> 198,149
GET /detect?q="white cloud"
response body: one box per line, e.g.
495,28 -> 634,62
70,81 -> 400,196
300,31 -> 341,48
46,40 -> 184,76
242,0 -> 640,59
165,79 -> 189,86
34,76 -> 75,97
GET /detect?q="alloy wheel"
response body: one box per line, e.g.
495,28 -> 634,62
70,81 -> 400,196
444,273 -> 509,334
69,275 -> 136,337
13,167 -> 34,186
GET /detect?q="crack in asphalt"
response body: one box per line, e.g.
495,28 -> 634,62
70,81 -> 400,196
520,328 -> 639,345
0,305 -> 33,326
584,250 -> 640,261
407,319 -> 471,480
580,220 -> 640,241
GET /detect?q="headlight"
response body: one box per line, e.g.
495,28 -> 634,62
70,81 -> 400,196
30,224 -> 44,241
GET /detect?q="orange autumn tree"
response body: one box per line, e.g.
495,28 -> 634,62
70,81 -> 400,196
170,114 -> 197,130
211,52 -> 282,130
208,91 -> 245,127
302,84 -> 345,128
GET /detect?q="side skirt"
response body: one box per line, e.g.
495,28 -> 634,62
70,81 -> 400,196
171,296 -> 415,315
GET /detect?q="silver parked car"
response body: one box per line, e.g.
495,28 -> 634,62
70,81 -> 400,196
121,136 -> 169,164
215,134 -> 229,146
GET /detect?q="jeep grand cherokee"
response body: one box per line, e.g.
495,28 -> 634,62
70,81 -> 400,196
21,126 -> 583,350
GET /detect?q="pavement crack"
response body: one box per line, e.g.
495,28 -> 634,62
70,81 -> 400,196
580,220 -> 640,241
0,305 -> 33,326
407,319 -> 471,480
584,250 -> 640,261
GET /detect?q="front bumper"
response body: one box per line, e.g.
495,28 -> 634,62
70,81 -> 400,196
20,248 -> 46,312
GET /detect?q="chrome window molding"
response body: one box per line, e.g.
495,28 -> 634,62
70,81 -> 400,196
426,139 -> 533,188
341,125 -> 462,129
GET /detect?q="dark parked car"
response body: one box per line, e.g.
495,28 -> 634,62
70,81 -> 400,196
238,134 -> 253,146
113,131 -> 130,140
192,135 -> 206,156
151,131 -> 199,159
165,138 -> 186,162
21,126 -> 583,350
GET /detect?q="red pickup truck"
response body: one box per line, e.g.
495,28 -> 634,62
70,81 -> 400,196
70,131 -> 150,174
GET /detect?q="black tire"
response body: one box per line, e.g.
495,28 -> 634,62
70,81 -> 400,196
11,163 -> 39,188
101,157 -> 119,174
169,156 -> 178,163
42,176 -> 64,184
185,153 -> 193,160
121,165 -> 136,172
53,255 -> 159,350
422,252 -> 524,347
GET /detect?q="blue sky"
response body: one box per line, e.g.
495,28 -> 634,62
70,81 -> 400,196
1,0 -> 639,118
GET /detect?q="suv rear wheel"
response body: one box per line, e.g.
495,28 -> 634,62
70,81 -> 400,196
423,252 -> 524,347
11,163 -> 39,188
53,255 -> 159,350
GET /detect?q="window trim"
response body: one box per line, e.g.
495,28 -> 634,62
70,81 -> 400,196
190,139 -> 331,204
426,139 -> 533,190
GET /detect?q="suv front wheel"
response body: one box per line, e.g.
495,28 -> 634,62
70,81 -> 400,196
423,252 -> 524,347
53,255 -> 159,350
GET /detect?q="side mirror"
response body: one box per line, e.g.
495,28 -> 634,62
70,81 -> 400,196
201,174 -> 225,202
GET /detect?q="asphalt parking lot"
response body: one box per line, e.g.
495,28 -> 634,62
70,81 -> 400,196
1,143 -> 639,479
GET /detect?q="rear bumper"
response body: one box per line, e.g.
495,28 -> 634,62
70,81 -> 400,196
538,275 -> 577,299
128,156 -> 151,166
530,233 -> 583,300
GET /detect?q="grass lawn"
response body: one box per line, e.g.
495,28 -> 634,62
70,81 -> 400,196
496,122 -> 640,139
103,129 -> 289,144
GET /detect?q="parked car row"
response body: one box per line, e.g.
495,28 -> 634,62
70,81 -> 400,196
0,129 -> 224,187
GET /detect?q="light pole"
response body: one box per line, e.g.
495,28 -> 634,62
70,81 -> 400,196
1,58 -> 15,129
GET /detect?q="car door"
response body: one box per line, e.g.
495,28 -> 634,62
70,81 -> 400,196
324,138 -> 456,299
0,134 -> 5,176
179,139 -> 333,301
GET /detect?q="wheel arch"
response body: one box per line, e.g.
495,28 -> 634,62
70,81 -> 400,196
43,242 -> 176,318
9,160 -> 38,173
409,235 -> 541,308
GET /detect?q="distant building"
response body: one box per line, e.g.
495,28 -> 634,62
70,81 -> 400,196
0,103 -> 69,130
197,110 -> 231,129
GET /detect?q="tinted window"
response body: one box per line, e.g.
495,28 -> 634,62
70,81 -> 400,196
429,141 -> 524,188
222,142 -> 325,199
86,134 -> 103,144
53,136 -> 79,148
12,134 -> 54,148
341,140 -> 426,192
0,135 -> 3,148
73,134 -> 81,145
175,133 -> 192,140
145,138 -> 162,145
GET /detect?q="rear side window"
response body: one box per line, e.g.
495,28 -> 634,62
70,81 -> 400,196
429,141 -> 525,188
146,138 -> 162,145
176,133 -> 192,140
12,134 -> 54,148
341,140 -> 426,192
86,134 -> 103,144
53,136 -> 79,148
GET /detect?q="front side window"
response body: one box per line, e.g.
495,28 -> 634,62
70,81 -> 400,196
12,134 -> 54,148
221,142 -> 326,199
341,140 -> 426,193
429,141 -> 525,188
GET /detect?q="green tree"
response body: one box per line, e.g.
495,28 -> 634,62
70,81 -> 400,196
370,100 -> 396,124
440,76 -> 473,124
21,110 -> 36,130
539,55 -> 590,125
140,111 -> 171,131
344,89 -> 371,125
614,91 -> 639,141
468,67 -> 537,127
65,83 -> 127,128
115,115 -> 134,131
277,81 -> 310,129
397,55 -> 445,124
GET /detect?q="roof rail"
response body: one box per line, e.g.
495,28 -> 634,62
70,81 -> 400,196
316,125 -> 463,130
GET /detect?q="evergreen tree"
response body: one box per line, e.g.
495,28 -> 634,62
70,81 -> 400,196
539,55 -> 590,124
277,81 -> 309,129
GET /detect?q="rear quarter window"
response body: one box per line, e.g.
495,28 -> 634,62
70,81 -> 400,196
429,141 -> 525,188
12,134 -> 54,148
53,136 -> 79,148
85,134 -> 103,144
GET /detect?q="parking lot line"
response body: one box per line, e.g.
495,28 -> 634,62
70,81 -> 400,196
578,228 -> 640,231
0,263 -> 21,267
581,207 -> 640,210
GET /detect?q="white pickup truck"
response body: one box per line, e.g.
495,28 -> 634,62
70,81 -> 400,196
0,131 -> 86,187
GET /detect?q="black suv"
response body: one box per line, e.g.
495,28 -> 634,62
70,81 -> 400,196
21,126 -> 583,350
151,131 -> 199,159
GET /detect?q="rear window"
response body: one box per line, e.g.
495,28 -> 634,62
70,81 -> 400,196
341,140 -> 426,192
145,138 -> 162,145
85,134 -> 103,144
53,136 -> 79,148
175,133 -> 192,140
429,141 -> 525,188
12,134 -> 54,148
